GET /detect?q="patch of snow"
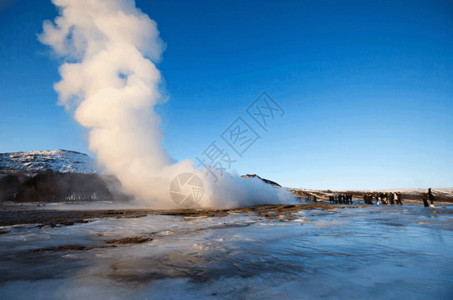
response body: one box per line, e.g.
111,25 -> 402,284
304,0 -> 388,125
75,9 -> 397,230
0,150 -> 96,174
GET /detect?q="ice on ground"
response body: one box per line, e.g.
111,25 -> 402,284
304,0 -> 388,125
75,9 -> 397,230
0,205 -> 452,299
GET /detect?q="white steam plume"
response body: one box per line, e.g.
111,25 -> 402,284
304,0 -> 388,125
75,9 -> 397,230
39,0 -> 296,208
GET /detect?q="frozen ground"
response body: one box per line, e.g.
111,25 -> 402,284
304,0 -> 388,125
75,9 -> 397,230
0,204 -> 452,299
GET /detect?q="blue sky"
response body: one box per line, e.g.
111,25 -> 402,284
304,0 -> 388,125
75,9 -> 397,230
0,0 -> 452,189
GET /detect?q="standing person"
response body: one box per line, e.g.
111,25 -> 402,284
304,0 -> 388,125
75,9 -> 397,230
394,192 -> 402,205
397,192 -> 403,205
428,188 -> 435,208
363,194 -> 368,204
381,193 -> 388,205
389,192 -> 395,205
422,193 -> 430,207
368,194 -> 374,205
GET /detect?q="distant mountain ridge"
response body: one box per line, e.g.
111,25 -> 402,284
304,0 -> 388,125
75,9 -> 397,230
241,174 -> 282,187
0,150 -> 95,175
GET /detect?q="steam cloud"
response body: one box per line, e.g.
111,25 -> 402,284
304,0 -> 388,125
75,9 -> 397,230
39,0 -> 295,208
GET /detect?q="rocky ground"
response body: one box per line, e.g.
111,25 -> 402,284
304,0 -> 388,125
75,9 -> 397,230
0,203 -> 343,228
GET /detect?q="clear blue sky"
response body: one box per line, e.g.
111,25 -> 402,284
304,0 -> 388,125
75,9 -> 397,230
1,0 -> 452,189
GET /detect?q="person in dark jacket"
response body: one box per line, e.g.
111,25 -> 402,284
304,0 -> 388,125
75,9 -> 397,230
363,194 -> 367,204
422,191 -> 430,207
388,193 -> 395,205
380,193 -> 388,205
422,195 -> 429,207
366,194 -> 374,205
428,188 -> 435,205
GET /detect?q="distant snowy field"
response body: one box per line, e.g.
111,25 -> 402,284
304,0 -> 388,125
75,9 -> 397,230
0,150 -> 95,175
0,205 -> 452,299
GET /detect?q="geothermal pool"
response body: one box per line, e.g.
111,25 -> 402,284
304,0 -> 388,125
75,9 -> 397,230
0,205 -> 452,299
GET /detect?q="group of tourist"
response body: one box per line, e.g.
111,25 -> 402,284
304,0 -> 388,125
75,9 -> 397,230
362,192 -> 403,205
328,194 -> 353,204
324,188 -> 437,207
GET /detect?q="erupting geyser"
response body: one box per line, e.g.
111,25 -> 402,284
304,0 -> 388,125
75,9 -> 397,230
39,0 -> 295,208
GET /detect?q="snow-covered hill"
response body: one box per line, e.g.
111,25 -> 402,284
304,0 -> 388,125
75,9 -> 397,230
0,150 -> 95,175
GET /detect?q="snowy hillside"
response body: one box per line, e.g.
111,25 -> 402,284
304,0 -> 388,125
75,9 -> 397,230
0,150 -> 95,174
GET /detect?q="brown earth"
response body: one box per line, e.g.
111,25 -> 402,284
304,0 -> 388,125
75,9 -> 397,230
0,203 -> 344,227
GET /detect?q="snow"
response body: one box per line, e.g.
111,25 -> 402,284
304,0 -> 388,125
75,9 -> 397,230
0,205 -> 452,299
0,150 -> 95,174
